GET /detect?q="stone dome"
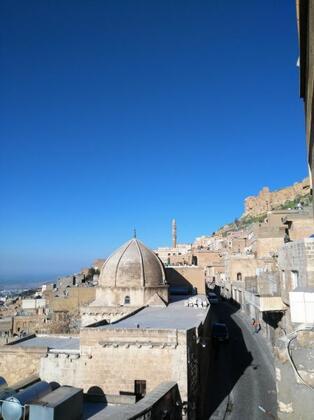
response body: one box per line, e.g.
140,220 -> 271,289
99,238 -> 166,288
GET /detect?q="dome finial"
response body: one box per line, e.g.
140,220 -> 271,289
133,227 -> 137,238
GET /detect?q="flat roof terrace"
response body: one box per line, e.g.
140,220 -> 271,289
97,295 -> 209,331
8,334 -> 80,350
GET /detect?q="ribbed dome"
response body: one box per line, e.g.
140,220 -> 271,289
99,238 -> 166,288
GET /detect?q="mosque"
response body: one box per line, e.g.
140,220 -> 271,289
0,237 -> 211,419
80,237 -> 169,326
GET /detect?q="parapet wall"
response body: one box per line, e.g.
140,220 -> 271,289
103,381 -> 182,420
0,346 -> 46,385
40,328 -> 189,400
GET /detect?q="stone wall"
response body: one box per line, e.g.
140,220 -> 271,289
191,250 -> 222,268
254,237 -> 284,258
205,263 -> 225,284
80,306 -> 141,327
224,256 -> 262,283
103,382 -> 182,420
166,267 -> 206,294
39,315 -> 212,420
275,330 -> 314,419
94,286 -> 168,307
278,238 -> 314,294
244,178 -> 310,217
227,238 -> 247,254
257,271 -> 280,295
51,287 -> 96,312
13,314 -> 48,334
289,217 -> 314,240
67,287 -> 96,302
0,345 -> 46,385
40,328 -> 189,400
51,297 -> 82,312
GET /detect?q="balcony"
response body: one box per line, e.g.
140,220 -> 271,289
244,291 -> 286,312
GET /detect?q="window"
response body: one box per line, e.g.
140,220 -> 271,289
124,296 -> 130,305
291,271 -> 299,290
281,271 -> 286,289
237,273 -> 242,281
134,380 -> 146,401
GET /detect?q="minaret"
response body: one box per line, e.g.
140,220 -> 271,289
172,219 -> 177,248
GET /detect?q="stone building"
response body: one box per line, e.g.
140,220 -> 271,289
225,235 -> 247,255
265,4 -> 314,417
297,0 -> 314,193
247,223 -> 285,258
13,313 -> 49,335
273,237 -> 314,419
223,254 -> 264,287
51,287 -> 96,313
0,317 -> 13,343
0,238 -> 211,419
278,237 -> 314,325
190,248 -> 223,268
155,244 -> 192,266
81,238 -> 169,326
281,208 -> 314,240
217,220 -> 314,418
204,260 -> 225,286
193,235 -> 213,248
41,298 -> 210,419
97,238 -> 169,306
166,266 -> 206,295
155,219 -> 192,266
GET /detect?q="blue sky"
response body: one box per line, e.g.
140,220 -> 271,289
0,0 -> 307,282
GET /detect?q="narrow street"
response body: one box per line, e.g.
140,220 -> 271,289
204,301 -> 277,420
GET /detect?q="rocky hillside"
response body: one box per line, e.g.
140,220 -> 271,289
243,177 -> 310,217
215,177 -> 312,236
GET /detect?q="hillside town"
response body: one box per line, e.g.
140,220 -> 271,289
0,177 -> 313,419
1,1 -> 314,419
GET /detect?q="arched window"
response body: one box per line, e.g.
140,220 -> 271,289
124,295 -> 130,305
237,272 -> 242,281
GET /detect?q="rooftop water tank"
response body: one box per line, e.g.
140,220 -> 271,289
2,381 -> 52,420
0,389 -> 16,417
29,386 -> 83,420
